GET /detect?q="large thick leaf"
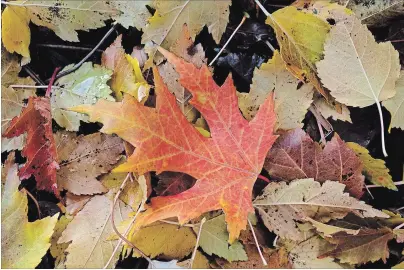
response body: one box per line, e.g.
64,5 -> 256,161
264,129 -> 365,198
320,227 -> 394,265
3,96 -> 59,194
71,48 -> 278,242
194,215 -> 247,262
55,132 -> 124,195
1,154 -> 58,268
52,62 -> 113,131
1,50 -> 36,152
383,71 -> 404,130
142,0 -> 231,68
253,178 -> 388,241
238,50 -> 314,130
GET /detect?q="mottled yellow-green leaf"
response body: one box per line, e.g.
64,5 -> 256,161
306,217 -> 359,237
109,0 -> 152,29
50,215 -> 72,268
194,215 -> 247,262
267,6 -> 330,100
294,0 -> 353,23
1,6 -> 30,57
238,50 -> 313,130
128,222 -> 196,259
1,157 -> 58,269
347,142 -> 396,190
142,0 -> 230,68
383,71 -> 404,131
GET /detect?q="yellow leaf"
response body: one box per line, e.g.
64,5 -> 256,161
383,71 -> 404,131
1,155 -> 58,268
128,222 -> 196,259
346,142 -> 397,190
266,6 -> 330,100
50,215 -> 72,268
1,6 -> 30,57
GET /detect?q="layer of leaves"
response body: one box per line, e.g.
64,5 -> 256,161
264,129 -> 365,197
71,48 -> 278,242
253,178 -> 388,241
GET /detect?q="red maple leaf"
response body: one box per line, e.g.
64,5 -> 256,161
71,47 -> 277,241
3,96 -> 59,195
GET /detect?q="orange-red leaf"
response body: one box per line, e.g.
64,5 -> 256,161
71,48 -> 277,242
3,96 -> 59,195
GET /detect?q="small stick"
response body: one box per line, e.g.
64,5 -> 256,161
364,185 -> 375,200
366,181 -> 404,188
257,174 -> 270,183
160,219 -> 198,228
248,218 -> 267,266
394,222 -> 404,230
47,23 -> 118,82
209,14 -> 248,66
396,206 -> 404,211
36,44 -> 103,52
110,173 -> 152,264
265,40 -> 275,52
45,67 -> 60,97
23,66 -> 45,85
273,235 -> 279,247
22,188 -> 42,219
10,85 -> 59,89
188,217 -> 206,269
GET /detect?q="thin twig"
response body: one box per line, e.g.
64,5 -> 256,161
47,23 -> 118,82
159,219 -> 198,228
46,67 -> 60,97
273,235 -> 279,247
365,185 -> 375,200
110,173 -> 152,264
396,206 -> 404,211
23,66 -> 45,85
36,44 -> 103,52
367,181 -> 404,188
189,217 -> 206,269
209,15 -> 247,66
10,85 -> 59,89
265,40 -> 275,52
22,188 -> 42,219
248,218 -> 267,266
394,222 -> 404,230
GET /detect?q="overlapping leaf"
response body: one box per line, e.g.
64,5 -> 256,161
71,47 -> 278,242
383,71 -> 404,130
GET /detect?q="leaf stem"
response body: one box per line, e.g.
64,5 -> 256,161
45,67 -> 60,97
22,188 -> 42,219
257,174 -> 270,183
36,44 -> 103,52
189,217 -> 206,269
10,85 -> 59,89
209,15 -> 247,66
248,218 -> 267,266
375,100 -> 388,157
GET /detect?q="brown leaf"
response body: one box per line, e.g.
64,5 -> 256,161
55,132 -> 124,195
320,227 -> 394,265
264,129 -> 365,198
155,172 -> 196,196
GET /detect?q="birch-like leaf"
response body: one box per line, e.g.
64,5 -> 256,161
1,50 -> 36,152
253,178 -> 388,241
142,0 -> 230,68
383,71 -> 404,130
58,195 -> 131,268
346,142 -> 396,190
238,50 -> 314,130
1,155 -> 58,269
194,215 -> 248,262
52,62 -> 113,131
316,15 -> 400,156
55,132 -> 124,195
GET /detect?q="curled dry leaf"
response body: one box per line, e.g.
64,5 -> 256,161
253,178 -> 388,241
238,50 -> 314,130
70,48 -> 278,242
265,129 -> 365,198
55,132 -> 124,195
3,96 -> 59,195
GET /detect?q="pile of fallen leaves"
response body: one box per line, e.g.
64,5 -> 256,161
1,0 -> 404,269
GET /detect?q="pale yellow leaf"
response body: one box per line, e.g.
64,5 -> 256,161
313,96 -> 352,123
383,71 -> 404,130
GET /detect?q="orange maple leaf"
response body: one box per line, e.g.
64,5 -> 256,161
3,96 -> 59,195
71,48 -> 277,242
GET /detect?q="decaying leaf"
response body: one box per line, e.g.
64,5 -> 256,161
1,50 -> 36,152
127,222 -> 196,259
142,0 -> 230,68
346,142 -> 397,190
265,129 -> 365,198
313,96 -> 352,123
253,178 -> 388,241
109,0 -> 152,30
238,50 -> 314,130
102,35 -> 150,101
52,62 -> 113,131
266,6 -> 331,101
58,195 -> 131,268
320,227 -> 395,265
316,15 -> 400,108
383,71 -> 404,130
71,48 -> 278,242
3,96 -> 59,195
194,215 -> 248,262
55,132 -> 124,195
1,155 -> 58,269
155,172 -> 196,196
